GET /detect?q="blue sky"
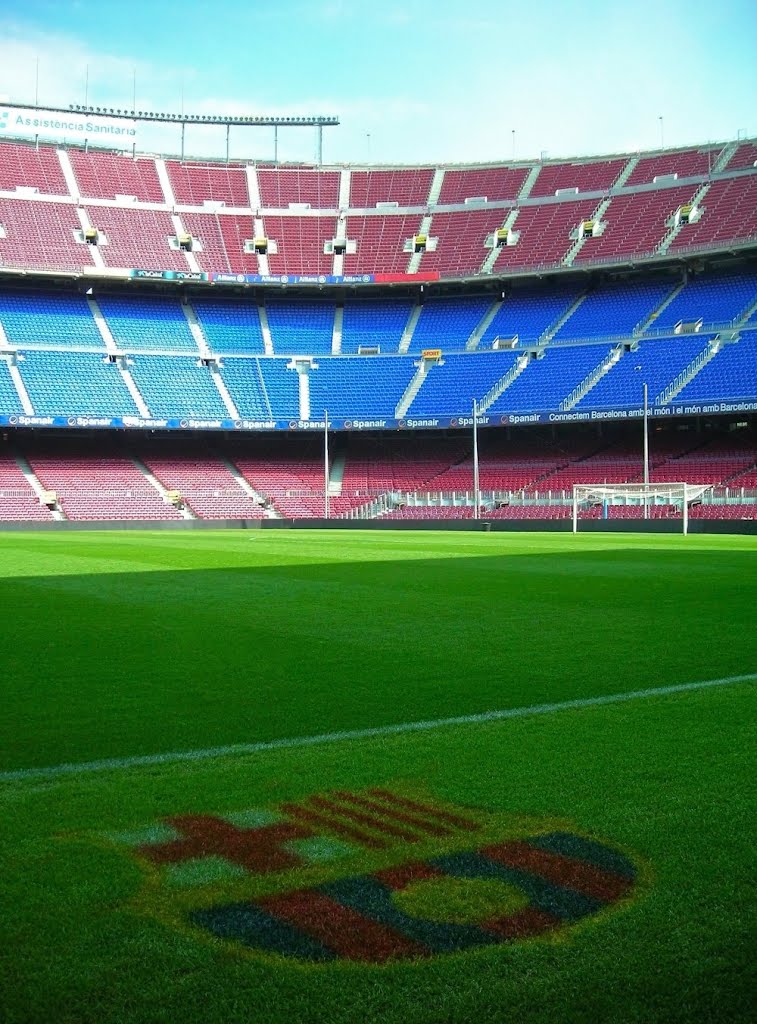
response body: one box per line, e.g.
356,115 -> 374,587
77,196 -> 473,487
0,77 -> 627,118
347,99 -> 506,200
0,0 -> 755,164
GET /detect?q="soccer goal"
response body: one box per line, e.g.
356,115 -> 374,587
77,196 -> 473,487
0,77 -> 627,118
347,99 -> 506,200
572,483 -> 712,534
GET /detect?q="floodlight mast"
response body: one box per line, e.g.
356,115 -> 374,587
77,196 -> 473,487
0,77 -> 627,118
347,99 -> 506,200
643,381 -> 650,520
324,409 -> 330,520
472,398 -> 480,520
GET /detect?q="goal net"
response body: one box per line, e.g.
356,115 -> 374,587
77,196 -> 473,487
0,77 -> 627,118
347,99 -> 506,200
572,482 -> 712,534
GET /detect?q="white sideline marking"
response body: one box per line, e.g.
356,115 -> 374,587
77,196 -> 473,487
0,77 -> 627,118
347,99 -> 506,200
2,673 -> 754,784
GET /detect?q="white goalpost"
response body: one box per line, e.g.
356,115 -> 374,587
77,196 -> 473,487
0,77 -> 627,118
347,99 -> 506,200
572,483 -> 712,535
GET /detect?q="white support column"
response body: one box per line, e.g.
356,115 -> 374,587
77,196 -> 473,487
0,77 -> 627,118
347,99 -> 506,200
338,169 -> 351,209
246,165 -> 262,209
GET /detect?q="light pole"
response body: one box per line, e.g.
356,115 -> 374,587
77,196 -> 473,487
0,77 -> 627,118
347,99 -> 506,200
472,398 -> 480,520
324,408 -> 330,519
643,381 -> 650,520
658,115 -> 664,149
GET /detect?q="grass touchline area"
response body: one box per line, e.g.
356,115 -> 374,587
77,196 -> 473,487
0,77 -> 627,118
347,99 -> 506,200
2,672 -> 754,784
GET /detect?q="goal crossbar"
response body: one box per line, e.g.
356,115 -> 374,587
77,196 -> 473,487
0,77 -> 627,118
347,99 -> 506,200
572,482 -> 712,534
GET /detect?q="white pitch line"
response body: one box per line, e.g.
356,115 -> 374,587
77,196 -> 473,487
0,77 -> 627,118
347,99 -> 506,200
2,673 -> 755,784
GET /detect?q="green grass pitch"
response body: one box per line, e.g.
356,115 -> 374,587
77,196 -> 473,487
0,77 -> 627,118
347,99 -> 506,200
1,530 -> 755,1023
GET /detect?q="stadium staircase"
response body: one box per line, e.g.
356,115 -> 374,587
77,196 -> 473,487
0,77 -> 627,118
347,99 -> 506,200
712,141 -> 740,173
2,334 -> 34,414
395,360 -> 436,417
517,165 -> 541,200
564,197 -> 612,265
331,305 -> 343,354
328,452 -> 346,496
480,210 -> 520,275
338,170 -> 351,209
56,149 -> 80,199
171,214 -> 202,273
87,297 -> 151,415
155,159 -> 176,206
398,304 -> 423,354
13,449 -> 65,520
75,209 -> 106,270
426,169 -> 446,206
478,353 -> 531,412
246,166 -> 262,209
657,183 -> 710,254
612,156 -> 640,190
635,279 -> 687,333
560,346 -> 625,410
406,215 -> 433,274
132,456 -> 195,519
253,218 -> 270,275
466,300 -> 503,349
258,306 -> 275,355
539,291 -> 588,342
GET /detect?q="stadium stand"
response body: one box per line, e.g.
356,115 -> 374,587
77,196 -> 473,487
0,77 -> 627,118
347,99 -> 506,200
166,161 -> 250,208
419,210 -> 512,276
0,199 -> 89,271
309,357 -> 416,419
529,157 -> 626,197
552,280 -> 676,339
625,148 -> 723,186
0,142 -> 69,195
69,150 -> 164,202
192,299 -> 266,354
437,166 -> 529,205
0,291 -> 105,348
264,215 -> 336,276
409,296 -> 492,352
340,298 -> 414,353
17,351 -> 139,416
97,295 -> 198,352
265,301 -> 334,355
257,168 -> 340,209
128,356 -> 229,418
349,169 -> 433,207
492,200 -> 597,269
0,451 -> 53,521
91,207 -> 189,271
669,176 -> 757,250
479,286 -> 582,347
140,448 -> 264,519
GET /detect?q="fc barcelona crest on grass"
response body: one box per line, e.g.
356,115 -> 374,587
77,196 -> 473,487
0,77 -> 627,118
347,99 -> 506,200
103,787 -> 641,964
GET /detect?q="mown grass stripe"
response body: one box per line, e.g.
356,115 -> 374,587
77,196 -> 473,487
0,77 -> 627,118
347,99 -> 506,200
1,673 -> 754,784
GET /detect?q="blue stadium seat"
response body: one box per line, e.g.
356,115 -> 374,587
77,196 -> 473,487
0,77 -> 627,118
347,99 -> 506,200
309,357 -> 416,418
0,291 -> 104,348
97,296 -> 198,352
0,360 -> 22,412
677,335 -> 757,402
18,351 -> 138,416
340,299 -> 413,353
576,337 -> 709,409
220,358 -> 276,419
193,299 -> 265,355
409,297 -> 492,352
651,273 -> 757,331
480,286 -> 580,347
490,345 -> 610,413
553,281 -> 675,341
128,356 -> 228,417
265,302 -> 334,355
409,352 -> 520,416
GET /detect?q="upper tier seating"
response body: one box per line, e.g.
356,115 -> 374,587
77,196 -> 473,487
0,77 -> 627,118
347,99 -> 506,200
480,286 -> 581,347
0,143 -> 69,195
0,291 -> 104,348
265,301 -> 334,354
553,280 -> 675,340
626,148 -> 722,186
419,210 -> 509,276
97,296 -> 198,352
530,158 -> 626,197
437,167 -> 529,205
574,186 -> 697,262
166,161 -> 249,207
0,199 -> 89,272
18,350 -> 139,416
724,142 -> 757,171
492,200 -> 597,269
409,296 -> 492,352
340,299 -> 413,353
193,299 -> 265,354
257,169 -> 340,209
128,356 -> 229,418
69,151 -> 164,202
264,216 -> 336,276
349,169 -> 433,207
670,176 -> 757,251
91,206 -> 189,271
651,272 -> 757,329
342,214 -> 423,275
